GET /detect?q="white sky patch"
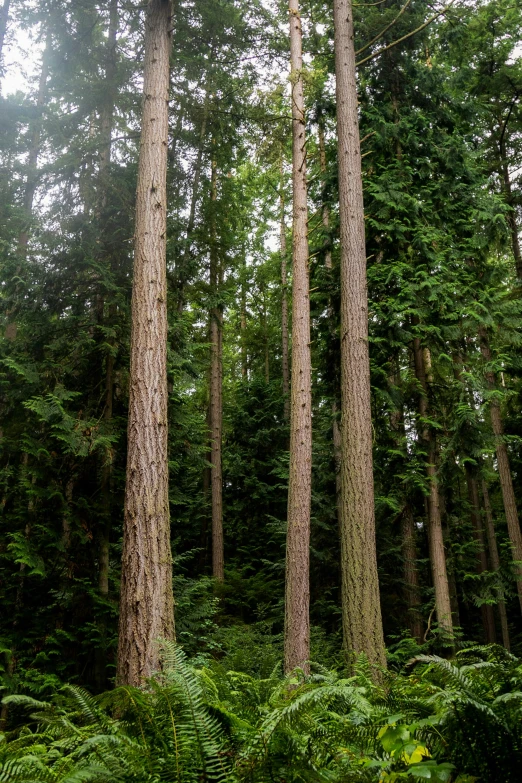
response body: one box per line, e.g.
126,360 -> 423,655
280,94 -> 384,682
2,20 -> 43,97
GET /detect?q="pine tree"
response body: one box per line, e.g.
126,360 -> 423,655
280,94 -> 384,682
117,0 -> 175,686
333,0 -> 386,669
284,0 -> 312,674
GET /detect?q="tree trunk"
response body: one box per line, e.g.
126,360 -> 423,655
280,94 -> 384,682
176,88 -> 211,314
317,110 -> 332,270
18,31 -> 51,251
481,478 -> 510,650
465,467 -> 496,643
117,0 -> 174,687
240,258 -> 248,380
5,30 -> 51,341
479,326 -> 522,614
333,0 -> 386,669
499,138 -> 522,280
279,154 -> 290,420
401,505 -> 423,644
317,114 -> 341,505
95,0 -> 119,692
389,365 -> 423,643
209,156 -> 224,582
284,0 -> 312,674
412,338 -> 453,637
98,0 -> 118,199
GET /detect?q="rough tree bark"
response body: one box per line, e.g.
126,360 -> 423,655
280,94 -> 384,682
333,0 -> 386,669
284,0 -> 312,674
413,338 -> 453,637
481,477 -> 510,650
465,468 -> 496,643
209,156 -> 224,582
479,326 -> 522,614
117,0 -> 174,687
279,154 -> 290,420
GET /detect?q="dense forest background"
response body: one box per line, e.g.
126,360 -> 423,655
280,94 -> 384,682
1,0 -> 522,779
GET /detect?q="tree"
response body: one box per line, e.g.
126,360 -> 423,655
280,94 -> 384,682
333,0 -> 386,669
284,0 -> 312,674
117,0 -> 175,686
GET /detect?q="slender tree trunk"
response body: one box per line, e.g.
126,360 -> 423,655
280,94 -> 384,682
176,88 -> 211,314
95,0 -> 119,692
499,139 -> 522,280
5,30 -> 51,341
389,365 -> 423,643
98,0 -> 118,198
97,0 -> 119,572
240,258 -> 248,380
479,326 -> 522,614
209,156 -> 224,582
465,468 -> 496,643
333,0 -> 386,669
413,339 -> 453,637
284,0 -> 312,674
117,0 -> 174,687
317,111 -> 332,270
18,32 -> 51,251
439,491 -> 461,629
279,154 -> 290,420
401,505 -> 423,644
481,478 -> 510,650
317,113 -> 341,503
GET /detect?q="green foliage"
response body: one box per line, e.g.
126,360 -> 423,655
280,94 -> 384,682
3,644 -> 522,782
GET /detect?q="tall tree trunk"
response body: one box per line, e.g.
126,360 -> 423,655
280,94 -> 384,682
401,504 -> 423,644
333,0 -> 386,669
389,365 -> 423,643
5,30 -> 50,341
439,490 -> 461,629
317,113 -> 341,505
465,467 -> 496,643
176,88 -> 211,314
279,154 -> 290,420
98,0 -> 118,199
117,0 -> 174,687
209,156 -> 224,582
240,258 -> 248,380
284,0 -> 312,674
479,326 -> 522,614
18,32 -> 51,251
317,110 -> 332,270
413,338 -> 453,637
499,138 -> 522,280
481,478 -> 510,650
95,0 -> 119,692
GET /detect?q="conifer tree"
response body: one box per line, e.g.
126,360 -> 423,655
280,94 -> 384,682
333,0 -> 386,668
117,0 -> 174,686
284,0 -> 312,674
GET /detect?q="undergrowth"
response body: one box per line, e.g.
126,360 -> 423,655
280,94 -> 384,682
1,642 -> 521,782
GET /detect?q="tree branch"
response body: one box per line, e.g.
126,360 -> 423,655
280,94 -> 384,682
356,0 -> 456,67
356,0 -> 413,56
